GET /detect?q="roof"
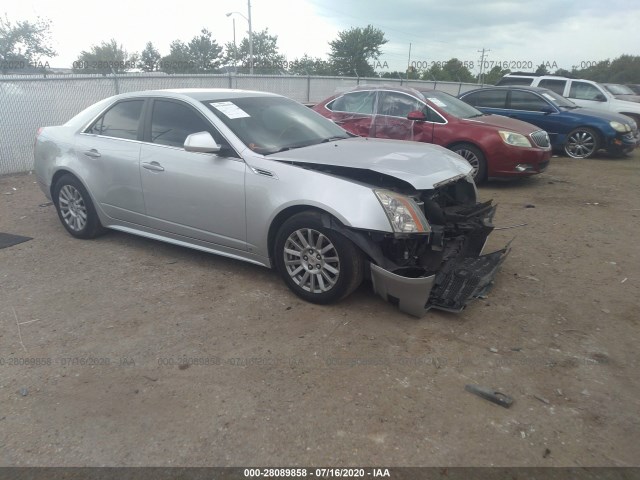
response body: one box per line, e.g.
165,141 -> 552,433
116,88 -> 281,101
462,85 -> 551,93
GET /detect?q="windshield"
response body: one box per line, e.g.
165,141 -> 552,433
604,84 -> 635,95
204,96 -> 351,155
419,90 -> 484,119
539,89 -> 578,108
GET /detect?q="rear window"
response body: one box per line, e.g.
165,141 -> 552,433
538,79 -> 567,95
327,91 -> 376,114
462,90 -> 508,108
496,76 -> 533,86
86,100 -> 143,140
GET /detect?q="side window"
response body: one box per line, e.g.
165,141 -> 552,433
327,91 -> 375,114
425,106 -> 446,124
151,100 -> 222,148
377,92 -> 424,118
496,77 -> 533,86
463,90 -> 507,108
569,82 -> 603,101
87,100 -> 143,140
509,91 -> 550,111
538,79 -> 567,95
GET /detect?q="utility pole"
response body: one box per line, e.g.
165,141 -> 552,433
407,42 -> 412,77
248,0 -> 253,75
477,48 -> 490,85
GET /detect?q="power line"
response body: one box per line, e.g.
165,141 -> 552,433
477,47 -> 490,85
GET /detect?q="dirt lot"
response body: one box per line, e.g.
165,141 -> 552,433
0,151 -> 639,467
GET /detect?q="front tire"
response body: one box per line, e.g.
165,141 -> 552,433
449,143 -> 487,183
53,174 -> 106,239
564,127 -> 599,158
274,212 -> 364,304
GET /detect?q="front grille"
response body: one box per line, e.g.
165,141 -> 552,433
530,130 -> 550,148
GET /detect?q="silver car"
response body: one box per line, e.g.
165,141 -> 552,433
34,88 -> 509,317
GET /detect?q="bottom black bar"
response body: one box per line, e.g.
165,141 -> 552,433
0,467 -> 638,480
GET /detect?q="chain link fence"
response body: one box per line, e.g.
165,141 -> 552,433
0,73 -> 480,175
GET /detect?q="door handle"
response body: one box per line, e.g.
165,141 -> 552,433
142,161 -> 165,172
84,149 -> 101,158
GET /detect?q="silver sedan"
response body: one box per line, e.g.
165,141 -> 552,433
34,88 -> 508,317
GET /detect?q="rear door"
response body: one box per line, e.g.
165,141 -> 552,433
373,91 -> 432,142
537,78 -> 568,95
139,98 -> 247,250
461,89 -> 509,115
76,99 -> 146,225
324,90 -> 376,137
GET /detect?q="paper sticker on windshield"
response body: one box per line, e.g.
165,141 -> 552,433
428,97 -> 447,107
209,101 -> 250,119
541,93 -> 556,102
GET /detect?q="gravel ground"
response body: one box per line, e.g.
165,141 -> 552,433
0,151 -> 639,467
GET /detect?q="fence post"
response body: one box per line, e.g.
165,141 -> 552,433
306,74 -> 311,103
228,72 -> 233,89
110,67 -> 120,94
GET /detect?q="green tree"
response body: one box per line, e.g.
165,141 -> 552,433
553,68 -> 573,77
140,41 -> 161,72
328,25 -> 387,77
74,39 -> 137,74
223,28 -> 284,74
482,66 -> 510,85
422,58 -> 474,82
535,63 -> 550,75
159,40 -> 192,73
607,55 -> 640,83
288,54 -> 334,75
187,28 -> 223,72
0,15 -> 56,73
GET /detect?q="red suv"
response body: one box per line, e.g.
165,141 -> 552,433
313,86 -> 552,181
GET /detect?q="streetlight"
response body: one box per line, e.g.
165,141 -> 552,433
226,1 -> 253,74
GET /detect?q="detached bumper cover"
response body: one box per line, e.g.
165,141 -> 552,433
370,245 -> 510,317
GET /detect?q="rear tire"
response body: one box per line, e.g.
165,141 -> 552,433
449,143 -> 487,183
274,212 -> 364,304
53,174 -> 106,239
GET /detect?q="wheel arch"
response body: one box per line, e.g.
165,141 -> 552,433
267,205 -> 337,263
568,125 -> 604,143
50,168 -> 85,201
445,141 -> 488,181
445,140 -> 487,158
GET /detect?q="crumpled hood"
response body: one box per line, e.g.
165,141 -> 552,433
267,137 -> 472,189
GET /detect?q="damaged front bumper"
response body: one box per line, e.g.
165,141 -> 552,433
370,244 -> 510,317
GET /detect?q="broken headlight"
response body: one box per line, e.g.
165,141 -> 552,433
374,189 -> 431,234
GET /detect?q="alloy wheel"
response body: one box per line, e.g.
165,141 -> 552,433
283,228 -> 340,293
58,185 -> 88,232
565,130 -> 596,158
454,148 -> 480,177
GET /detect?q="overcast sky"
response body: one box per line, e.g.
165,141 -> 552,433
6,0 -> 640,74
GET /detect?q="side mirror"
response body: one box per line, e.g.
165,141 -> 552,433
594,93 -> 607,102
540,106 -> 554,114
407,110 -> 427,121
184,131 -> 221,153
